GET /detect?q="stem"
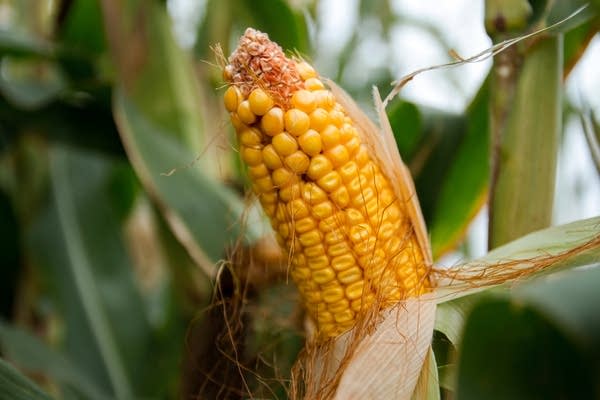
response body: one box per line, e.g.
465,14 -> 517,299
488,34 -> 563,249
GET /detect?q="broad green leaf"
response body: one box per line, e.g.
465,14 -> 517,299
436,216 -> 600,304
429,81 -> 490,258
114,92 -> 262,273
27,145 -> 152,398
389,104 -> 465,250
102,0 -> 264,271
238,0 -> 309,54
0,322 -> 108,400
57,0 -> 106,55
489,35 -> 561,248
0,358 -> 53,400
55,0 -> 107,84
387,99 -> 422,160
433,216 -> 600,379
388,81 -> 490,259
455,263 -> 600,399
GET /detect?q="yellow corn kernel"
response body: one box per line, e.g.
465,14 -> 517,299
327,298 -> 350,314
291,265 -> 311,281
262,144 -> 282,170
278,182 -> 301,202
346,208 -> 364,225
296,61 -> 317,80
317,170 -> 342,193
305,77 -> 325,91
284,151 -> 310,174
301,182 -> 328,205
299,230 -> 322,247
294,217 -> 317,233
237,100 -> 256,125
307,154 -> 333,181
312,267 -> 335,284
312,201 -> 333,219
291,89 -> 316,113
240,146 -> 262,166
329,109 -> 345,127
320,125 -> 341,150
285,109 -> 310,136
298,129 -> 322,156
309,108 -> 329,131
331,254 -> 355,271
248,88 -> 274,116
324,144 -> 350,169
313,89 -> 335,108
338,266 -> 362,285
261,107 -> 285,136
345,136 -> 361,155
272,167 -> 295,187
307,255 -> 329,270
331,186 -> 350,208
224,86 -> 242,112
229,112 -> 246,131
345,281 -> 364,300
254,175 -> 274,192
272,132 -> 298,156
333,309 -> 354,323
238,127 -> 262,146
304,243 -> 326,258
327,242 -> 351,257
224,28 -> 429,341
322,285 -> 345,303
248,164 -> 269,179
288,198 -> 310,219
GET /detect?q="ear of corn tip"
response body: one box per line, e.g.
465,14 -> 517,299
223,28 -> 430,340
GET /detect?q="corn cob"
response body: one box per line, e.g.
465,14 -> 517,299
223,28 -> 430,340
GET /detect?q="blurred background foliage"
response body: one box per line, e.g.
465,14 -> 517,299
0,0 -> 599,399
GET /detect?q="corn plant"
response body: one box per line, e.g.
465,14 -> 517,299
0,1 -> 599,399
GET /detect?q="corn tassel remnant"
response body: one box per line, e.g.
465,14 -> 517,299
223,28 -> 430,340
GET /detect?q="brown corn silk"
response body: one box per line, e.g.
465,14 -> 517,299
223,28 -> 431,340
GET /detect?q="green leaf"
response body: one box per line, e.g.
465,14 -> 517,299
27,145 -> 152,398
0,358 -> 53,400
429,80 -> 490,258
489,35 -> 562,248
387,81 -> 490,259
546,0 -> 596,32
389,103 -> 467,253
103,1 -> 265,271
238,0 -> 309,54
435,216 -> 600,344
0,322 -> 109,400
455,263 -> 600,399
114,91 -> 263,272
387,99 -> 423,159
57,0 -> 106,55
